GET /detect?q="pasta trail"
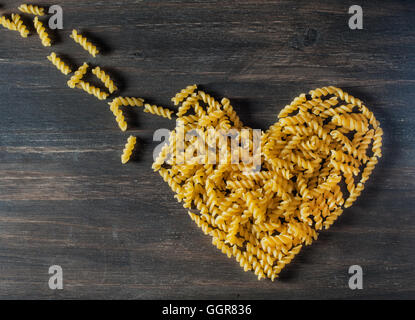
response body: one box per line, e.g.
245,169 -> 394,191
1,3 -> 383,281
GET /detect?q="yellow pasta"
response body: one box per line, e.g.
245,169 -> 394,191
76,80 -> 109,100
34,16 -> 51,47
11,14 -> 29,38
18,4 -> 45,16
0,4 -> 385,281
47,52 -> 72,75
70,29 -> 99,57
176,94 -> 201,117
143,104 -> 174,119
92,67 -> 118,93
121,136 -> 137,164
153,86 -> 382,280
67,63 -> 89,88
113,96 -> 144,107
0,15 -> 17,31
171,84 -> 197,105
106,96 -> 145,132
109,98 -> 128,131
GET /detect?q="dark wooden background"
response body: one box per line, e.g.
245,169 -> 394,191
0,0 -> 414,299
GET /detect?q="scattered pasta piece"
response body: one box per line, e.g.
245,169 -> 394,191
67,63 -> 89,88
144,104 -> 173,119
0,15 -> 17,31
171,84 -> 197,105
113,96 -> 144,107
47,52 -> 72,75
92,67 -> 118,94
121,136 -> 137,164
70,29 -> 99,57
76,80 -> 109,100
18,4 -> 45,16
153,85 -> 383,280
34,16 -> 51,47
107,97 -> 144,131
11,14 -> 29,38
109,98 -> 128,131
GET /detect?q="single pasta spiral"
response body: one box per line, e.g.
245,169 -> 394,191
70,29 -> 99,57
11,14 -> 29,38
0,16 -> 17,31
76,80 -> 109,100
34,16 -> 51,47
113,96 -> 144,107
47,52 -> 72,75
67,63 -> 89,88
121,136 -> 137,164
18,4 -> 45,16
171,84 -> 197,105
109,99 -> 128,131
92,67 -> 118,93
144,104 -> 173,119
331,114 -> 368,132
107,96 -> 145,132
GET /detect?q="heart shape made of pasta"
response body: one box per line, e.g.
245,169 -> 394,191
153,86 -> 382,281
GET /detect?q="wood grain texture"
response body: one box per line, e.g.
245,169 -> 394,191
0,0 -> 414,299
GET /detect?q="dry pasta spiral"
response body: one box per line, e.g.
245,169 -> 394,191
171,84 -> 197,105
11,14 -> 29,38
109,98 -> 128,131
0,16 -> 17,31
67,63 -> 89,88
34,16 -> 51,47
114,96 -> 144,107
143,104 -> 174,119
47,52 -> 72,75
70,29 -> 99,57
18,4 -> 45,16
76,80 -> 109,100
121,136 -> 137,164
92,67 -> 118,94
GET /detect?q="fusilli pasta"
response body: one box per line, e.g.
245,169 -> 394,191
18,4 -> 45,16
109,98 -> 128,131
121,136 -> 137,164
70,29 -> 99,57
34,16 -> 51,47
171,84 -> 197,105
153,85 -> 383,280
47,52 -> 72,75
92,67 -> 118,94
67,63 -> 89,88
143,104 -> 174,119
76,80 -> 109,100
11,14 -> 29,38
113,96 -> 144,107
0,15 -> 17,31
